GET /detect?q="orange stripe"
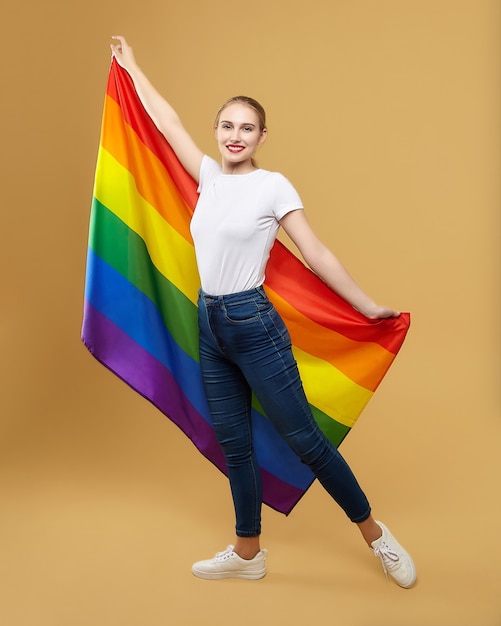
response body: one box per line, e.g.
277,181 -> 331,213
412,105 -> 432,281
267,289 -> 395,391
100,95 -> 193,243
101,93 -> 395,392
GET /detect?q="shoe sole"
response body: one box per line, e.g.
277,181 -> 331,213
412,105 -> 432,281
191,567 -> 266,580
394,558 -> 417,588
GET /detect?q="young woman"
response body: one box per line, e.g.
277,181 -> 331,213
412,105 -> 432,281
110,36 -> 416,588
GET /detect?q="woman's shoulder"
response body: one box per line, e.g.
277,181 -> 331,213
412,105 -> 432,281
258,165 -> 292,181
198,155 -> 222,190
255,167 -> 292,184
202,154 -> 222,174
260,169 -> 298,192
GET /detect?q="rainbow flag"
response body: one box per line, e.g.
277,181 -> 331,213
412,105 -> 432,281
82,60 -> 410,514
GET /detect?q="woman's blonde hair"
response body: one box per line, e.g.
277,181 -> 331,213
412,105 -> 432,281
214,96 -> 267,132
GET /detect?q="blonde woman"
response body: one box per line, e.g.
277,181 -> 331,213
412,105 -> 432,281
110,36 -> 416,588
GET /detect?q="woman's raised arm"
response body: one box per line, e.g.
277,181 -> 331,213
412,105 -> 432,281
110,36 -> 204,182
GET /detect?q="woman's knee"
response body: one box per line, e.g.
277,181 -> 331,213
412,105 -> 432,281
285,427 -> 333,468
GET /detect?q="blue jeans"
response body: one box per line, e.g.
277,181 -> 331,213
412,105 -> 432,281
197,286 -> 371,537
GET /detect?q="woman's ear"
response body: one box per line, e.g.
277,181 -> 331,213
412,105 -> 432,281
258,128 -> 268,145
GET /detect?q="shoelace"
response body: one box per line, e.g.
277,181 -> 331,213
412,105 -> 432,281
212,546 -> 235,562
373,542 -> 400,576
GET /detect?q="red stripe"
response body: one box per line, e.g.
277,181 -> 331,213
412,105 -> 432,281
105,61 -> 199,209
266,241 -> 410,353
105,60 -> 410,354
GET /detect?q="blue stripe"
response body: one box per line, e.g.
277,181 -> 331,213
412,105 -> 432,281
85,248 -> 314,490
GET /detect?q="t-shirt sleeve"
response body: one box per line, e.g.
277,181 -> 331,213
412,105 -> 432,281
197,155 -> 221,193
273,173 -> 304,220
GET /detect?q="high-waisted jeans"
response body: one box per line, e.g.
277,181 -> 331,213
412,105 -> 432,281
197,286 -> 371,537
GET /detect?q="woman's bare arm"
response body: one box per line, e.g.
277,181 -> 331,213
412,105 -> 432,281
280,209 -> 400,319
110,36 -> 203,181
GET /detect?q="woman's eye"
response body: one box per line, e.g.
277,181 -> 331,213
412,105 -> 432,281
243,127 -> 253,132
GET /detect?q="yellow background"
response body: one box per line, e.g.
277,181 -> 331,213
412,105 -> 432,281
1,1 -> 500,625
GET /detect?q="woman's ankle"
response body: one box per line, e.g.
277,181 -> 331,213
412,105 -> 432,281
357,516 -> 383,546
234,536 -> 261,559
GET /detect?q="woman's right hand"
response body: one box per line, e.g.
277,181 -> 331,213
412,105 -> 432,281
110,35 -> 137,71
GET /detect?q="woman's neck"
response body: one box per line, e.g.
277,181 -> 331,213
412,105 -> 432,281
221,159 -> 257,175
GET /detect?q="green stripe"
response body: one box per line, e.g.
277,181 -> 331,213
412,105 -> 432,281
311,405 -> 350,445
248,372 -> 351,447
89,198 -> 199,361
89,198 -> 351,447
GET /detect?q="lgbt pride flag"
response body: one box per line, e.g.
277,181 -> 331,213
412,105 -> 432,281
82,60 -> 410,514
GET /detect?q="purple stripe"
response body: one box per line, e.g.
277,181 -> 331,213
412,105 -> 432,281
83,300 -> 225,467
82,301 -> 307,513
260,468 -> 309,516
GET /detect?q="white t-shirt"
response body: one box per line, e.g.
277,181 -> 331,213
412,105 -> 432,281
190,155 -> 303,295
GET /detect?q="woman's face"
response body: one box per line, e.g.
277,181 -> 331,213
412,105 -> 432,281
214,103 -> 267,170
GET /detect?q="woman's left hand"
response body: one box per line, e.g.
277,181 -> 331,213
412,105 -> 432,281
360,303 -> 401,319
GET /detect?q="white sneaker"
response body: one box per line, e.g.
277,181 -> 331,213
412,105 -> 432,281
371,521 -> 417,588
192,545 -> 267,580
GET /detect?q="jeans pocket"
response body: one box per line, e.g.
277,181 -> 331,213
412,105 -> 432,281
223,302 -> 259,323
223,295 -> 272,324
266,306 -> 292,345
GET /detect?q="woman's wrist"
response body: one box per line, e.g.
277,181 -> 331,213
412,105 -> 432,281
355,300 -> 377,318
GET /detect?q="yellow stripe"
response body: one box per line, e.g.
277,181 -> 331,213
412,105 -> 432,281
267,288 -> 393,391
294,347 -> 373,427
94,147 -> 370,425
94,147 -> 200,304
94,145 -> 371,426
100,95 -> 194,243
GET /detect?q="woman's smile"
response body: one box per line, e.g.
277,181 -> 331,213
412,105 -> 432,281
226,144 -> 246,153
